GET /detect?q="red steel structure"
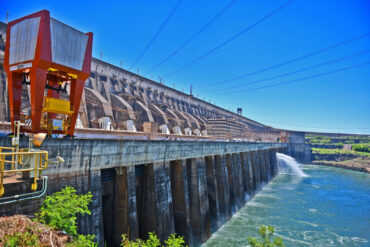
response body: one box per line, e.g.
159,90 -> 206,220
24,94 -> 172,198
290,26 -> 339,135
4,10 -> 93,136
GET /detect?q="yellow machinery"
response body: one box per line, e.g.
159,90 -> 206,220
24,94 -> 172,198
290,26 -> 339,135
0,121 -> 49,197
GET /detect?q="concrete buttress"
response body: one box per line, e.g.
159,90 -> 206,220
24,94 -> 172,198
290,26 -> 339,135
170,160 -> 193,246
213,155 -> 231,225
186,158 -> 211,246
204,156 -> 221,232
137,162 -> 175,243
112,166 -> 138,246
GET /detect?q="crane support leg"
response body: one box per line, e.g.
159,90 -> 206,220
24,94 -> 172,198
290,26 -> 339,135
8,72 -> 22,132
67,79 -> 84,136
30,69 -> 47,133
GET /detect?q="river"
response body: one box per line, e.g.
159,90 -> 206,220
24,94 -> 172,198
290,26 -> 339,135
203,164 -> 370,247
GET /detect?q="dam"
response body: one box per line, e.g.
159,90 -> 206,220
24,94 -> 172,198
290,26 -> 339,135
0,10 -> 307,247
0,137 -> 285,246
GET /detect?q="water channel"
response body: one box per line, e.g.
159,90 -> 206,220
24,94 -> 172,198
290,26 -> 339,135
203,159 -> 370,247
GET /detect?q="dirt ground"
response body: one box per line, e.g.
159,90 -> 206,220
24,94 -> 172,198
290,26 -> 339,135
0,215 -> 72,247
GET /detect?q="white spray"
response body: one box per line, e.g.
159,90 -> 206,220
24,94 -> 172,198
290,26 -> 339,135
276,153 -> 307,177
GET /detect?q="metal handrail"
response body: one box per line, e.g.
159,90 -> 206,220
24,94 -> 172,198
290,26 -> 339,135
0,148 -> 49,197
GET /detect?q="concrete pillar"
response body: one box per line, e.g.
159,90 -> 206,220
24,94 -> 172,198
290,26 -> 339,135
258,150 -> 267,184
138,162 -> 175,242
204,156 -> 221,233
242,152 -> 254,197
186,157 -> 211,245
112,166 -> 139,245
265,149 -> 272,181
91,171 -> 104,246
261,150 -> 270,182
240,152 -> 248,200
170,160 -> 193,246
251,151 -> 261,191
226,154 -> 236,214
232,153 -> 245,209
214,155 -> 231,224
270,149 -> 278,177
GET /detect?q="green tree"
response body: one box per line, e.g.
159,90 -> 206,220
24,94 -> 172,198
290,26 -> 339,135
36,186 -> 96,246
36,186 -> 92,236
247,225 -> 284,247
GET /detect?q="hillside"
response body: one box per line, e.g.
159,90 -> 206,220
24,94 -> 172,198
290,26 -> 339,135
306,135 -> 370,173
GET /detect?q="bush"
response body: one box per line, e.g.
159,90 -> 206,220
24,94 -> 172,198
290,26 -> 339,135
36,186 -> 92,236
66,234 -> 98,247
1,232 -> 39,247
165,233 -> 185,247
36,186 -> 96,246
352,144 -> 370,153
247,225 -> 284,247
120,232 -> 185,247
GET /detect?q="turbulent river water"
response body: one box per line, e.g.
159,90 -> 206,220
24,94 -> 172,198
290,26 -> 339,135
203,163 -> 370,247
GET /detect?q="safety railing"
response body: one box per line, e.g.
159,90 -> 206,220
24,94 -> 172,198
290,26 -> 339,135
0,148 -> 48,197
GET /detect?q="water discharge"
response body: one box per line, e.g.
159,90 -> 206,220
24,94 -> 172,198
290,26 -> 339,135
277,152 -> 307,177
203,164 -> 370,247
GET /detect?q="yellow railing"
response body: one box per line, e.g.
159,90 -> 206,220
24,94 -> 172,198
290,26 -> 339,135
0,148 -> 48,197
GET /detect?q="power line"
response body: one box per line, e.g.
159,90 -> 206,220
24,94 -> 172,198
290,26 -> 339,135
129,0 -> 184,69
223,61 -> 370,94
146,0 -> 238,74
165,0 -> 295,76
207,49 -> 370,93
198,32 -> 370,89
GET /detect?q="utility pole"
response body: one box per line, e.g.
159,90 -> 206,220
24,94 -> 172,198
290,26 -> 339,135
190,84 -> 193,96
100,52 -> 103,60
120,60 -> 123,68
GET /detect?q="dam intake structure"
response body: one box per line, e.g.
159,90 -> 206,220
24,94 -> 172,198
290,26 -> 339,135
0,137 -> 286,246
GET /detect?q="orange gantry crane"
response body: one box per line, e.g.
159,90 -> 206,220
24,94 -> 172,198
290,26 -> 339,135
0,10 -> 93,197
4,9 -> 93,136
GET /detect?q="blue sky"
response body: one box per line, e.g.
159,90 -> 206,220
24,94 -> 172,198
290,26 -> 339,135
1,0 -> 369,134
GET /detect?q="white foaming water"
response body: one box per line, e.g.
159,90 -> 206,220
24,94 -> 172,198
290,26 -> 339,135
276,153 -> 307,177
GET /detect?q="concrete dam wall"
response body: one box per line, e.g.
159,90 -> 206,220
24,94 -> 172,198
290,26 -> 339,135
0,20 -> 268,138
0,55 -> 269,138
0,137 -> 286,246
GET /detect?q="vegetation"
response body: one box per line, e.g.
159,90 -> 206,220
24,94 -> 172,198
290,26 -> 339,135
0,187 -> 96,246
36,186 -> 96,246
307,135 -> 370,173
247,225 -> 284,247
120,232 -> 185,247
312,148 -> 370,157
305,135 -> 331,144
1,231 -> 39,247
36,186 -> 93,236
66,234 -> 97,247
305,135 -> 370,145
352,144 -> 370,153
0,214 -> 71,247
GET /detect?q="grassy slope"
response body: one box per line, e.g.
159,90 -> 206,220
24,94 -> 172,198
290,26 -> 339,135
311,148 -> 370,157
307,135 -> 370,173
